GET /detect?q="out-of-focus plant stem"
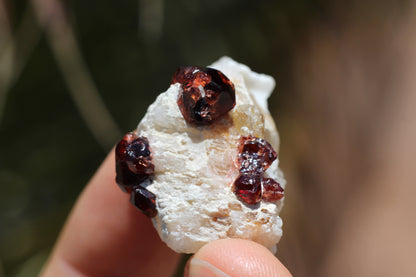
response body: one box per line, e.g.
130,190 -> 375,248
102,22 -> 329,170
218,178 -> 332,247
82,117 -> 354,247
31,0 -> 121,150
0,0 -> 15,125
0,3 -> 42,126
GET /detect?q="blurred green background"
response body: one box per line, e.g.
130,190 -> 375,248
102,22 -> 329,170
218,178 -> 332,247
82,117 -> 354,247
2,0 -> 416,276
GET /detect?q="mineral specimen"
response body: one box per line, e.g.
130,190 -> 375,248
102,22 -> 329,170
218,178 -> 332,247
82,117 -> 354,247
115,57 -> 286,254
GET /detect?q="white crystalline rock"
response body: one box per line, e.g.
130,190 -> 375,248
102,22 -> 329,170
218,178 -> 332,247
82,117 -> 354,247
137,57 -> 286,254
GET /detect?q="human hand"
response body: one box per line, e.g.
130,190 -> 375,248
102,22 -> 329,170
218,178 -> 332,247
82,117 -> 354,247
40,151 -> 292,277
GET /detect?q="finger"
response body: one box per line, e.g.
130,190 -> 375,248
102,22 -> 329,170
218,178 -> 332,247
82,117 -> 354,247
185,239 -> 292,277
41,150 -> 180,277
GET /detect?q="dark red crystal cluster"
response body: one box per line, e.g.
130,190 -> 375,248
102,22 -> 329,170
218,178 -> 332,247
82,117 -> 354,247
233,136 -> 284,205
115,132 -> 157,217
237,135 -> 277,174
172,66 -> 235,125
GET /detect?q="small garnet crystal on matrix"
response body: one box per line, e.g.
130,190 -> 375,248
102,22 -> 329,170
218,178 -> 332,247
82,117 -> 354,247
237,136 -> 277,174
172,66 -> 235,125
114,57 -> 287,254
233,136 -> 284,205
232,174 -> 262,205
115,132 -> 157,217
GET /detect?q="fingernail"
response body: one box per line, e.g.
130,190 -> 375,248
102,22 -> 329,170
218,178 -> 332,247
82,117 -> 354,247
185,257 -> 230,277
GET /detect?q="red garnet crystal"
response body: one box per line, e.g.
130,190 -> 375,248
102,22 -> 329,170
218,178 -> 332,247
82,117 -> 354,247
172,66 -> 235,125
233,174 -> 262,205
233,135 -> 283,205
130,186 -> 157,217
116,133 -> 157,217
262,178 -> 284,202
115,132 -> 154,193
237,136 -> 277,174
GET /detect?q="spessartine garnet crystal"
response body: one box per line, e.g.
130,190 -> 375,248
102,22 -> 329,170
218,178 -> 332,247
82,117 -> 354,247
237,136 -> 277,174
172,66 -> 236,125
115,132 -> 157,217
261,178 -> 284,202
233,175 -> 262,205
233,136 -> 284,205
130,186 -> 157,217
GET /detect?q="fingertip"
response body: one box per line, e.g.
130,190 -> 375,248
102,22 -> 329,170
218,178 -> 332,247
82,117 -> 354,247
187,239 -> 292,277
42,150 -> 180,276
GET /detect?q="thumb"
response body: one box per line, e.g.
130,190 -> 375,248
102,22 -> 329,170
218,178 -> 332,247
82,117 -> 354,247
184,239 -> 292,277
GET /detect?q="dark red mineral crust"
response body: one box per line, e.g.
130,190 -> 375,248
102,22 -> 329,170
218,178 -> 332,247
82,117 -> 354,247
172,66 -> 235,125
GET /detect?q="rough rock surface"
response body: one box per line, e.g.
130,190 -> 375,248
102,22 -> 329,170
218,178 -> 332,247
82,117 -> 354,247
136,57 -> 286,253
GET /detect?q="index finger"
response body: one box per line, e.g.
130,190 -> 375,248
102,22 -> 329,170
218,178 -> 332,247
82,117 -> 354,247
40,150 -> 180,277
